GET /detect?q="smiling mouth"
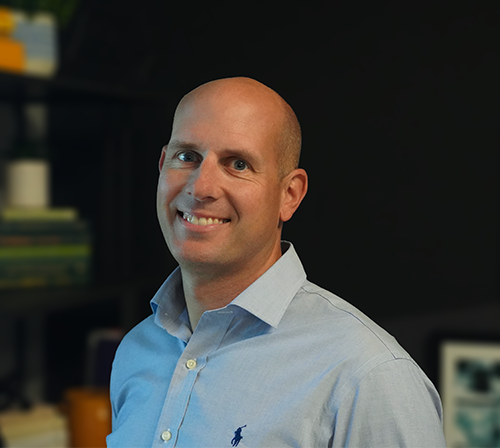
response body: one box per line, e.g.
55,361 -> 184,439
179,211 -> 230,226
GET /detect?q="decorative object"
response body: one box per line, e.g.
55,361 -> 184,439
6,158 -> 50,208
438,336 -> 500,447
64,387 -> 111,448
0,6 -> 24,73
6,102 -> 50,208
0,0 -> 80,77
11,8 -> 58,77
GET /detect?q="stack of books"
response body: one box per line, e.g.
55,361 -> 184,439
0,404 -> 68,448
0,207 -> 92,289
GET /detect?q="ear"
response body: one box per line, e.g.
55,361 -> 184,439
279,168 -> 308,223
159,146 -> 167,172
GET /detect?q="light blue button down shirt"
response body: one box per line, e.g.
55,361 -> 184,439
107,243 -> 446,447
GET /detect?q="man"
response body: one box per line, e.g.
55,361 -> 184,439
107,77 -> 446,447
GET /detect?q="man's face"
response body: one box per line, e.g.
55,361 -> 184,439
157,88 -> 288,277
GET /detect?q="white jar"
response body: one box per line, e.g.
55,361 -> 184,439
6,159 -> 50,208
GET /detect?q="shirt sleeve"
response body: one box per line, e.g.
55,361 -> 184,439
332,358 -> 447,448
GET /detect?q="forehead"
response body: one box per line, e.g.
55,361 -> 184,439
171,87 -> 283,152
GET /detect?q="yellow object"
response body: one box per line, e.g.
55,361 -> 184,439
0,7 -> 15,35
0,37 -> 24,73
64,388 -> 112,448
0,7 -> 24,73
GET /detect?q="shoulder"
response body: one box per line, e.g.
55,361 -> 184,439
291,283 -> 445,445
283,280 -> 433,399
290,280 -> 411,360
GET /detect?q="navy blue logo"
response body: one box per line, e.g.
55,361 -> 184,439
231,425 -> 247,447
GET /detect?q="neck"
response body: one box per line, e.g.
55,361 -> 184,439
180,246 -> 283,330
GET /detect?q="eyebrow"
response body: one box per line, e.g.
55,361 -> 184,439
167,139 -> 260,166
167,140 -> 199,152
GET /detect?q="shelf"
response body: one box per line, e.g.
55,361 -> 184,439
0,70 -> 168,103
0,276 -> 162,316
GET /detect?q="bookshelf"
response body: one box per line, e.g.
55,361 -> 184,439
0,69 -> 177,407
0,70 -> 168,103
0,68 -> 174,319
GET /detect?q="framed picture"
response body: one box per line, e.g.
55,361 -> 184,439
438,336 -> 500,447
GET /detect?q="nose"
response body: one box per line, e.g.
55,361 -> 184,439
185,156 -> 220,201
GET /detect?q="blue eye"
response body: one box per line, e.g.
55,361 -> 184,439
178,151 -> 197,163
233,160 -> 247,171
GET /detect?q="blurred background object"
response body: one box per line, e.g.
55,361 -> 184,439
0,6 -> 23,74
0,404 -> 67,447
64,387 -> 110,448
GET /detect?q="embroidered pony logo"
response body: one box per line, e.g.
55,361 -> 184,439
231,425 -> 247,447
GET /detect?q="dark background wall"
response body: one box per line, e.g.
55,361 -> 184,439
58,1 -> 498,318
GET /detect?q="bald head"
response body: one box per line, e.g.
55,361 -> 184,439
174,77 -> 301,179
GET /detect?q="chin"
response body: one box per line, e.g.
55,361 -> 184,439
169,241 -> 226,268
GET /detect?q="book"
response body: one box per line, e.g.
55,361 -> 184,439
0,216 -> 93,289
0,245 -> 91,289
0,233 -> 91,246
0,274 -> 89,289
0,219 -> 89,235
0,244 -> 91,259
0,259 -> 90,288
0,207 -> 78,221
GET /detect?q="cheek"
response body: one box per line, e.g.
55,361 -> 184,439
236,184 -> 282,224
157,174 -> 182,224
158,171 -> 184,202
156,175 -> 169,206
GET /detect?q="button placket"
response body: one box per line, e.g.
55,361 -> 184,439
153,310 -> 235,447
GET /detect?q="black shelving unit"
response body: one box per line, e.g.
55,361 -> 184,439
0,70 -> 177,404
0,70 -> 176,314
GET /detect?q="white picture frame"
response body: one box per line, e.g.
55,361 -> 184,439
439,337 -> 500,447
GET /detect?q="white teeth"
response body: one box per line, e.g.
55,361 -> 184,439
182,212 -> 228,226
183,212 -> 198,225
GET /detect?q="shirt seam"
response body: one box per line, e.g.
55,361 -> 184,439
298,284 -> 401,359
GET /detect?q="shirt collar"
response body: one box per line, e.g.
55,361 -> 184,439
151,241 -> 307,333
151,267 -> 192,341
230,242 -> 306,328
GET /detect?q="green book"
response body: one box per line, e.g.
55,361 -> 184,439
0,245 -> 91,259
0,208 -> 78,221
0,256 -> 91,288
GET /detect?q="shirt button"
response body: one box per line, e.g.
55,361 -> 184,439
186,359 -> 197,370
161,430 -> 172,442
